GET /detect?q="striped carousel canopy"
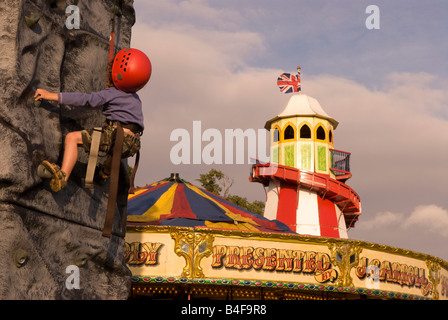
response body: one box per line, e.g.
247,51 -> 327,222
127,175 -> 292,233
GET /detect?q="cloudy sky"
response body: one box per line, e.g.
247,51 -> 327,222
129,0 -> 448,261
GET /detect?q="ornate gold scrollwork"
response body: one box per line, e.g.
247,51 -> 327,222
171,230 -> 214,278
328,242 -> 362,287
426,259 -> 441,300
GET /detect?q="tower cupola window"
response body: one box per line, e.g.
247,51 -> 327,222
284,125 -> 295,140
300,124 -> 311,139
316,126 -> 326,141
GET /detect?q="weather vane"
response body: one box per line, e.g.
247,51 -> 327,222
277,66 -> 301,94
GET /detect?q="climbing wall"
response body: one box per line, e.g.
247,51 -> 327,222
0,0 -> 136,299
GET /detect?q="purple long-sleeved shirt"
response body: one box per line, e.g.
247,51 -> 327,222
58,87 -> 144,130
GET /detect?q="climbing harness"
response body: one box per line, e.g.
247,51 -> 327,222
99,121 -> 142,237
84,127 -> 103,188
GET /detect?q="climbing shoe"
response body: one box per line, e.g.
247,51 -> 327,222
41,161 -> 67,192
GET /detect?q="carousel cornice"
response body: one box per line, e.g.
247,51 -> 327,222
127,225 -> 448,270
125,225 -> 448,300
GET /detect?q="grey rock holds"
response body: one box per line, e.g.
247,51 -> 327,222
0,0 -> 137,299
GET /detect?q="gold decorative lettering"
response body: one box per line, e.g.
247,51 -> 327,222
240,246 -> 254,269
125,242 -> 163,265
355,257 -> 367,278
292,250 -> 304,272
315,269 -> 338,283
211,245 -> 226,267
303,251 -> 316,273
355,256 -> 432,296
263,248 -> 277,270
225,246 -> 242,269
210,245 -> 335,281
277,249 -> 294,272
253,247 -> 265,270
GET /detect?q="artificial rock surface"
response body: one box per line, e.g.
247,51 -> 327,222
0,0 -> 136,299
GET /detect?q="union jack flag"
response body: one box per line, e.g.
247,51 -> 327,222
277,67 -> 301,94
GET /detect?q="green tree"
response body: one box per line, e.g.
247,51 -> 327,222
197,169 -> 265,216
197,169 -> 231,197
225,195 -> 265,216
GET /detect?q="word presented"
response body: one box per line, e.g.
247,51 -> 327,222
124,242 -> 164,265
355,257 -> 432,296
211,245 -> 337,283
170,121 -> 270,165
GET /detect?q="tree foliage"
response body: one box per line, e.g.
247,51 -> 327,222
197,169 -> 224,195
197,169 -> 265,216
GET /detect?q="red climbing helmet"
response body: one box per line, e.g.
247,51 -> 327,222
111,48 -> 152,93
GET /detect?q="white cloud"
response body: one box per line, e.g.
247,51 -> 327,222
355,205 -> 448,238
355,211 -> 404,230
404,205 -> 448,237
350,204 -> 448,260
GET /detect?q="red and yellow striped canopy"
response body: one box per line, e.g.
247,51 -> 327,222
127,178 -> 292,233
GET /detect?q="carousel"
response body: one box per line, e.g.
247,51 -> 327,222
124,68 -> 448,300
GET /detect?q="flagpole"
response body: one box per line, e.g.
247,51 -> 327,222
297,66 -> 301,95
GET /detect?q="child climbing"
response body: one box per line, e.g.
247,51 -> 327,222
34,48 -> 152,193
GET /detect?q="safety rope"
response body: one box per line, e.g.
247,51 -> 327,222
106,3 -> 119,87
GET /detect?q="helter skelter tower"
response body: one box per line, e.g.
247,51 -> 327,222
250,67 -> 361,238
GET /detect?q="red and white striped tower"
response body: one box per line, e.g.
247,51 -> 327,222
250,67 -> 361,238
